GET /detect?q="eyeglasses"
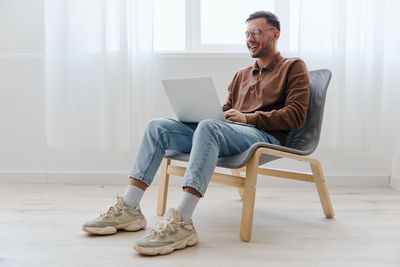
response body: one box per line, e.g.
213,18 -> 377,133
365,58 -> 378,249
245,28 -> 276,39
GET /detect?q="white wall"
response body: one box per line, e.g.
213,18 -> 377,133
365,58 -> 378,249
0,0 -> 393,188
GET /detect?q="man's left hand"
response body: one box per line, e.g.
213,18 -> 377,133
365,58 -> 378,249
224,109 -> 247,123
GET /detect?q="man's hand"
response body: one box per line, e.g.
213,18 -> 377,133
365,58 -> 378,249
224,109 -> 247,123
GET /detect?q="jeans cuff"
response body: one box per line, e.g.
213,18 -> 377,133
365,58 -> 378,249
181,180 -> 205,197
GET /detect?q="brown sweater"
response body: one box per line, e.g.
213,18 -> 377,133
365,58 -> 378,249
222,52 -> 310,145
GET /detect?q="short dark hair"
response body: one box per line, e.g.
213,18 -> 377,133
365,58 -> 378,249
245,11 -> 280,32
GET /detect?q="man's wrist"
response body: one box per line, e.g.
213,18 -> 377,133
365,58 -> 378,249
245,113 -> 258,126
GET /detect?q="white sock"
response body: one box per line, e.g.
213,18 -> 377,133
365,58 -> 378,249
123,185 -> 145,209
177,192 -> 200,223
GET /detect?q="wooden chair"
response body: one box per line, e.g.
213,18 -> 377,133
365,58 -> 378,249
156,69 -> 334,241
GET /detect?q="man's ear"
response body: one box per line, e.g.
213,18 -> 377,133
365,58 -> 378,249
274,30 -> 280,41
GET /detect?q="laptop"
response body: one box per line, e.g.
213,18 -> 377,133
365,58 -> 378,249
162,76 -> 255,127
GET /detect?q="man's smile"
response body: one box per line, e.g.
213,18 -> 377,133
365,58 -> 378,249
248,43 -> 260,54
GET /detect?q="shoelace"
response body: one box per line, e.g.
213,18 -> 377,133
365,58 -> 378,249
153,218 -> 175,236
98,203 -> 123,219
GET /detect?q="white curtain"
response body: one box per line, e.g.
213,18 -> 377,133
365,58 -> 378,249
45,0 -> 153,150
280,0 -> 400,155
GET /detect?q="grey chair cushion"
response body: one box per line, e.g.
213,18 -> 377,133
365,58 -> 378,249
164,69 -> 332,169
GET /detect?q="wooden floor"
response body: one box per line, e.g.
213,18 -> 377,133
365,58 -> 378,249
1,183 -> 400,267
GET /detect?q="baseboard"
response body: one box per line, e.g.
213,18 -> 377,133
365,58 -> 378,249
0,171 -> 390,187
0,171 -> 128,184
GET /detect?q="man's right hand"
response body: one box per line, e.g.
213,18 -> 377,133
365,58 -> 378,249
224,109 -> 247,123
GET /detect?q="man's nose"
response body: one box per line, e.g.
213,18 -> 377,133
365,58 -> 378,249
247,34 -> 256,42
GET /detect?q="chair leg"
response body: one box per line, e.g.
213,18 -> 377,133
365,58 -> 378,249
240,154 -> 259,242
157,158 -> 171,216
309,159 -> 335,218
231,169 -> 244,199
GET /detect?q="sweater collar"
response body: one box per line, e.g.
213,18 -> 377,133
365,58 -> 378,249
252,52 -> 283,74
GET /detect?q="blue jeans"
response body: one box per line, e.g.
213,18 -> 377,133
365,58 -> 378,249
129,118 -> 280,197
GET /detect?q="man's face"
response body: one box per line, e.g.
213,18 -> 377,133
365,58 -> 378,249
245,17 -> 279,58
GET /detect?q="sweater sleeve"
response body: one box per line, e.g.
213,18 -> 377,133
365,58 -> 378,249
222,73 -> 238,112
244,60 -> 310,130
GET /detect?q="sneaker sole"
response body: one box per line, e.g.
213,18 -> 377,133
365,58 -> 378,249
133,232 -> 198,255
82,218 -> 146,235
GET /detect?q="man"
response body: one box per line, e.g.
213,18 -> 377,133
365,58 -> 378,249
82,11 -> 310,256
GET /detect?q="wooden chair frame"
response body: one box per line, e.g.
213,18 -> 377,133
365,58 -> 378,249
156,147 -> 335,242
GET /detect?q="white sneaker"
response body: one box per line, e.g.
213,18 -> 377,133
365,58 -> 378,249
133,208 -> 198,255
82,195 -> 146,235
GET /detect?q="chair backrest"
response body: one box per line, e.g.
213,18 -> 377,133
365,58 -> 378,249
284,69 -> 332,155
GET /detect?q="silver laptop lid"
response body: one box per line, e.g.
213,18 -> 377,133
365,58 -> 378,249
162,76 -> 225,123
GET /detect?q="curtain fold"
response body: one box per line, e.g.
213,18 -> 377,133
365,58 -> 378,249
45,0 -> 153,150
